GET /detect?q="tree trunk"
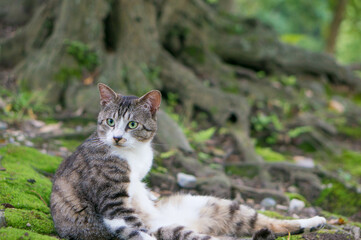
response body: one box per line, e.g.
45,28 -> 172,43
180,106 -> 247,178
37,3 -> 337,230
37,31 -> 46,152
0,0 -> 359,163
326,0 -> 348,54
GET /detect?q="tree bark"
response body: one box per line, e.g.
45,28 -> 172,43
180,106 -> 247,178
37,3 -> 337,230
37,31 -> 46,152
326,0 -> 348,54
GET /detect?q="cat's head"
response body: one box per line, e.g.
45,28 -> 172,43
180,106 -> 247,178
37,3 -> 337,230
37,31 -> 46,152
97,83 -> 161,149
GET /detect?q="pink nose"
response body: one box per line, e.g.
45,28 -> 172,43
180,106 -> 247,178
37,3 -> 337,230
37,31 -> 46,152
113,136 -> 123,143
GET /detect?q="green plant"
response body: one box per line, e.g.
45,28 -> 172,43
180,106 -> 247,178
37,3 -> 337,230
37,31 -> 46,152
64,40 -> 99,71
255,147 -> 287,162
287,126 -> 313,138
251,112 -> 283,144
0,88 -> 52,122
56,40 -> 99,83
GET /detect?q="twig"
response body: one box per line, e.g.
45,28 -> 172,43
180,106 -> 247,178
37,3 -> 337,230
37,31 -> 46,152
30,190 -> 48,206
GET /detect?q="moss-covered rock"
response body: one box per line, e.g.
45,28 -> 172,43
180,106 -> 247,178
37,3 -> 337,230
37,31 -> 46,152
4,208 -> 55,234
0,227 -> 58,240
0,144 -> 62,213
315,179 -> 361,216
0,144 -> 61,238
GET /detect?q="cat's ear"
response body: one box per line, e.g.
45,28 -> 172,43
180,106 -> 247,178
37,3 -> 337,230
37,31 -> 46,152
138,90 -> 161,115
98,83 -> 118,106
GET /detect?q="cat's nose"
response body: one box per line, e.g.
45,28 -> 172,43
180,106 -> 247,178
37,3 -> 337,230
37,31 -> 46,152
113,136 -> 123,143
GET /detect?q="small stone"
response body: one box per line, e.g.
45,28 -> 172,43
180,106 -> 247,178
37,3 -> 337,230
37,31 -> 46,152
26,223 -> 31,227
293,156 -> 315,168
177,172 -> 197,189
260,197 -> 276,209
0,121 -> 8,130
24,140 -> 34,147
289,199 -> 305,212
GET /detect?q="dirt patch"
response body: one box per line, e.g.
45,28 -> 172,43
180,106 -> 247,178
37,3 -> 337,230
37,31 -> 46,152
303,232 -> 352,240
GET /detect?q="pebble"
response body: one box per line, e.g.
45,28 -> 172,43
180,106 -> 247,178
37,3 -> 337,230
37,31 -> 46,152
260,197 -> 276,209
26,223 -> 31,227
289,199 -> 305,212
177,172 -> 197,189
0,121 -> 8,130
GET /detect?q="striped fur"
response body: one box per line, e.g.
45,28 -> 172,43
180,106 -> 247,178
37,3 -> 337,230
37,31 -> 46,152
50,84 -> 326,240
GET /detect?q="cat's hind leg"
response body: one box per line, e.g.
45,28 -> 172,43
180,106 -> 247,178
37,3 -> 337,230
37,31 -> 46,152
152,195 -> 326,238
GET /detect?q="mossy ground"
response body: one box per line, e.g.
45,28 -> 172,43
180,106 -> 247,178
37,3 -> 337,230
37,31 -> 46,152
0,144 -> 61,239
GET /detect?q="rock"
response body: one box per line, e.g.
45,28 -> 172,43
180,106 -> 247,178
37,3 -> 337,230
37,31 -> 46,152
177,172 -> 197,189
155,110 -> 193,152
289,199 -> 305,212
0,121 -> 8,130
293,156 -> 315,168
260,197 -> 276,209
26,223 -> 31,227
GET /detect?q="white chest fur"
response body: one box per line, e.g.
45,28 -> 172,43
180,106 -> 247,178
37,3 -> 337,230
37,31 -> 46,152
110,142 -> 158,217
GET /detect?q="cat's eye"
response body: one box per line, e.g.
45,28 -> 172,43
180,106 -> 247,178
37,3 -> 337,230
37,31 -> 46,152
106,118 -> 115,127
128,121 -> 138,129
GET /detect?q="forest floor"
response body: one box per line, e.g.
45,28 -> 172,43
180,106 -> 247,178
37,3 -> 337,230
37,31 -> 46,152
0,115 -> 360,240
1,10 -> 361,240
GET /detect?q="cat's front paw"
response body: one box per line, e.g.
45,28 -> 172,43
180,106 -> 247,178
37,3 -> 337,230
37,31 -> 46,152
298,216 -> 326,232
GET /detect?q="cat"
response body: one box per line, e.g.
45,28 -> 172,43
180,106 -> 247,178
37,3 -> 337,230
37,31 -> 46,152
50,83 -> 326,240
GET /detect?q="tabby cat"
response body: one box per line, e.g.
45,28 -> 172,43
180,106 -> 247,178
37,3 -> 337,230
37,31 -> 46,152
50,83 -> 326,240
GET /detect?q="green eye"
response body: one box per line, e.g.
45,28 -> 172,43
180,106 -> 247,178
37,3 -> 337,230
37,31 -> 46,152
106,118 -> 115,127
128,121 -> 138,129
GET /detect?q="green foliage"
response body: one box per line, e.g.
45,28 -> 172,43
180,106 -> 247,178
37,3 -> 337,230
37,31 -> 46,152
56,40 -> 99,83
0,228 -> 58,240
0,88 -> 52,122
64,40 -> 99,71
236,0 -> 331,51
337,125 -> 361,138
336,0 -> 361,63
251,112 -> 283,144
315,179 -> 361,216
4,208 -> 55,234
287,126 -> 313,138
191,127 -> 216,144
255,147 -> 286,162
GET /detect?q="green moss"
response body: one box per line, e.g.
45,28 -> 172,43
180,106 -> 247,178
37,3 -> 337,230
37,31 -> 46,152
225,164 -> 260,178
0,145 -> 62,213
5,208 -> 55,234
0,227 -> 57,240
337,125 -> 361,138
258,210 -> 295,220
315,179 -> 361,216
255,147 -> 287,162
276,235 -> 303,240
285,192 -> 309,206
335,150 -> 361,177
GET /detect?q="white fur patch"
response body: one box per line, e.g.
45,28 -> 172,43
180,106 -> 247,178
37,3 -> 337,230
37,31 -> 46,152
140,232 -> 157,240
298,216 -> 326,229
149,195 -> 211,232
103,218 -> 127,232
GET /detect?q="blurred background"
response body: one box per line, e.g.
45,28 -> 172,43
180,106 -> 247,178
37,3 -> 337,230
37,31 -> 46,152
0,0 -> 361,239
